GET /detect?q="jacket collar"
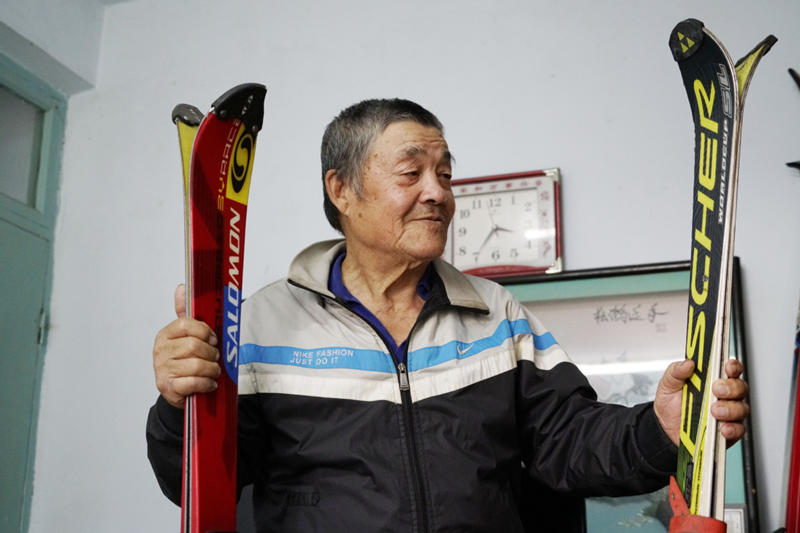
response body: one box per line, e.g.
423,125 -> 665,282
287,239 -> 489,314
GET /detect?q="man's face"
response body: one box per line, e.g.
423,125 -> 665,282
340,120 -> 455,264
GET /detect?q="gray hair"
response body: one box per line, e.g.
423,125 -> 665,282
321,98 -> 444,232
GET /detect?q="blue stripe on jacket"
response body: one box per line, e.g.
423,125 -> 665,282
239,318 -> 558,374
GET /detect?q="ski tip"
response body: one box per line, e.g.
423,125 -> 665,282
171,104 -> 204,127
762,34 -> 778,56
732,33 -> 777,73
211,83 -> 268,134
790,68 -> 800,91
669,18 -> 705,62
736,34 -> 778,64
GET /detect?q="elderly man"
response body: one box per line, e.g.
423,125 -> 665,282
147,99 -> 748,532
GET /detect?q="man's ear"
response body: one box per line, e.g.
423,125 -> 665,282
325,169 -> 350,216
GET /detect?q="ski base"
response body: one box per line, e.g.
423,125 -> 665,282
668,477 -> 727,533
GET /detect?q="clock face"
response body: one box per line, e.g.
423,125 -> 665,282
447,170 -> 562,277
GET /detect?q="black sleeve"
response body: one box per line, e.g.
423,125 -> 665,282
146,395 -> 185,505
236,394 -> 269,490
145,394 -> 269,505
517,360 -> 676,496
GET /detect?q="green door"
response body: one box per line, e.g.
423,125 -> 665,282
0,222 -> 50,531
0,53 -> 65,532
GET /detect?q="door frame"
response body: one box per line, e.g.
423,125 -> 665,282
0,50 -> 66,532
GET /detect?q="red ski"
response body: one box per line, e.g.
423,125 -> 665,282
172,83 -> 267,533
785,299 -> 800,532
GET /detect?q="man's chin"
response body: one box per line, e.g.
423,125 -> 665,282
407,241 -> 447,263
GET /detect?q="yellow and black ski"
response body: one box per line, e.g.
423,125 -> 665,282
171,102 -> 204,533
668,18 -> 775,522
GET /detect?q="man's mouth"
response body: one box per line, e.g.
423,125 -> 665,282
414,212 -> 446,223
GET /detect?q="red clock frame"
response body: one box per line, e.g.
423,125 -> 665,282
448,169 -> 563,279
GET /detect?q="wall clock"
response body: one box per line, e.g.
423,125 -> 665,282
447,169 -> 563,278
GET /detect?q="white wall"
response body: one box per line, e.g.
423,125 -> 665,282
0,0 -> 103,93
22,0 -> 800,531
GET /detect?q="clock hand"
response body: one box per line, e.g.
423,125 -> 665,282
473,210 -> 506,262
477,226 -> 497,254
487,210 -> 516,236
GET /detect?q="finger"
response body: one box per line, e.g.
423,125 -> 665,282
164,316 -> 218,347
169,336 -> 220,362
174,283 -> 187,318
712,377 -> 748,400
170,375 -> 219,398
659,359 -> 695,392
711,399 -> 750,422
155,357 -> 221,404
724,358 -> 744,379
157,356 -> 221,384
719,422 -> 745,443
174,356 -> 222,378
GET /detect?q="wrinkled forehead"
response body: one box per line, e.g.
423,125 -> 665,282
398,144 -> 454,167
371,120 -> 453,165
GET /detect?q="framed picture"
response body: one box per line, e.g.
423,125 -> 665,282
501,258 -> 758,533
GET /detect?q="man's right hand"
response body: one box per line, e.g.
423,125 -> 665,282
152,284 -> 221,408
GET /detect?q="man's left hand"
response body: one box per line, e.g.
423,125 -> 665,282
654,359 -> 750,447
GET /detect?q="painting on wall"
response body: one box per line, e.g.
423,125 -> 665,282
502,258 -> 758,533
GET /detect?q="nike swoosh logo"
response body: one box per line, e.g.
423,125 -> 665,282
456,343 -> 474,356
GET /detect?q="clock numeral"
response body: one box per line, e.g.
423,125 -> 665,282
457,227 -> 467,237
458,246 -> 467,256
491,249 -> 501,261
524,201 -> 533,212
510,248 -> 519,259
488,197 -> 502,208
472,199 -> 482,209
459,209 -> 470,219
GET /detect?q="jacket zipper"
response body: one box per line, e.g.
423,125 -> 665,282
293,286 -> 435,532
396,358 -> 430,533
333,298 -> 431,532
397,362 -> 410,391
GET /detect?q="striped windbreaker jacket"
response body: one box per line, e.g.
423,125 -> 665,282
147,240 -> 675,532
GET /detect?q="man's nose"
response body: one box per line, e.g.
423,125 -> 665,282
420,170 -> 450,204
